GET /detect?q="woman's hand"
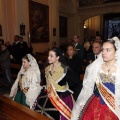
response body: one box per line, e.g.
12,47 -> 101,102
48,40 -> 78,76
23,87 -> 29,93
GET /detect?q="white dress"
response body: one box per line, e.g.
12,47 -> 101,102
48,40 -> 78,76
9,54 -> 42,109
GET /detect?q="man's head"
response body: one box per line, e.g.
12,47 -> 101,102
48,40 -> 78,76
95,35 -> 102,42
19,37 -> 23,43
73,35 -> 79,44
92,41 -> 102,55
14,35 -> 19,42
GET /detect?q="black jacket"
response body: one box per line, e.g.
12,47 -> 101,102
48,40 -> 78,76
65,54 -> 82,78
75,43 -> 84,60
86,53 -> 95,67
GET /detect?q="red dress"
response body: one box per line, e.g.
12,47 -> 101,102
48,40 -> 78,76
80,95 -> 118,120
78,72 -> 118,120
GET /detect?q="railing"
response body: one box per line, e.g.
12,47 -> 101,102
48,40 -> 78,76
0,95 -> 51,120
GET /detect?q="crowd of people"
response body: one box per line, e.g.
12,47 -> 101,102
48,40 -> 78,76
9,35 -> 33,64
0,34 -> 120,120
0,35 -> 33,88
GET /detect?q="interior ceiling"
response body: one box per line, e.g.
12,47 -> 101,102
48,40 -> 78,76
59,0 -> 76,14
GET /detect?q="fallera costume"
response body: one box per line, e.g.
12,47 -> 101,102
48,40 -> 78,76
9,54 -> 42,109
71,37 -> 120,120
33,63 -> 80,120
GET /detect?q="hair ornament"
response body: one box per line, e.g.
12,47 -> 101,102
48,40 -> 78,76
112,37 -> 120,50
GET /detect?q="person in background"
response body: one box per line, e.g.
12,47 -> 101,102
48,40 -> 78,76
5,41 -> 12,55
9,54 -> 42,109
0,44 -> 12,88
83,39 -> 93,67
86,41 -> 102,67
34,48 -> 80,120
65,44 -> 83,100
66,44 -> 82,78
95,35 -> 103,42
19,37 -> 29,61
51,41 -> 57,49
83,40 -> 92,62
83,40 -> 91,54
27,42 -> 33,55
60,40 -> 67,54
73,35 -> 84,61
11,35 -> 21,63
71,37 -> 120,120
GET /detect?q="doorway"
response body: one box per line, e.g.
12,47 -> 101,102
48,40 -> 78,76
103,13 -> 120,40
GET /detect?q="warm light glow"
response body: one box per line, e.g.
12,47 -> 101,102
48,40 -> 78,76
84,25 -> 87,28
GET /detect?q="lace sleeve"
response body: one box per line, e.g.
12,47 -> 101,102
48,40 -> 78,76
25,71 -> 42,109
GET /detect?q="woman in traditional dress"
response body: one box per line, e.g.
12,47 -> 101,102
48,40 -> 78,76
33,48 -> 80,120
71,36 -> 120,120
9,54 -> 41,109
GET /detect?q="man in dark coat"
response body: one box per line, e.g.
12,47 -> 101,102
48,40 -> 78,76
86,41 -> 102,67
0,44 -> 12,86
11,35 -> 28,63
19,37 -> 28,59
11,35 -> 21,63
73,35 -> 84,61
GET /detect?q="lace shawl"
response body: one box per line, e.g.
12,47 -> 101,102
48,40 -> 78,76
9,54 -> 42,109
71,37 -> 120,120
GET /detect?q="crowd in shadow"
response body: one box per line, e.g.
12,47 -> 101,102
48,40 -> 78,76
1,34 -> 116,120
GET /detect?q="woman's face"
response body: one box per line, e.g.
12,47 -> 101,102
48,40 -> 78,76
48,51 -> 59,64
67,46 -> 75,57
22,58 -> 30,69
102,42 -> 116,62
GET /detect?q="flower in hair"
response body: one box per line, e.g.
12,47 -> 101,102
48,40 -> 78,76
112,37 -> 120,50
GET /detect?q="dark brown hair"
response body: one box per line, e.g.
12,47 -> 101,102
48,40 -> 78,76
66,44 -> 76,53
22,55 -> 30,62
105,39 -> 117,51
50,47 -> 68,66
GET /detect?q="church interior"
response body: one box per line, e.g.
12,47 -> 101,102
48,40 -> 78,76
0,0 -> 120,119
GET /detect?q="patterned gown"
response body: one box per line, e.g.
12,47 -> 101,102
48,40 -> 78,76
79,70 -> 118,120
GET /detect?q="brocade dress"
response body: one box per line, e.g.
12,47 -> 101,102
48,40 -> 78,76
79,70 -> 118,120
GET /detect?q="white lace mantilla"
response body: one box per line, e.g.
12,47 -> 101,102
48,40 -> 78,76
71,36 -> 120,120
9,54 -> 42,109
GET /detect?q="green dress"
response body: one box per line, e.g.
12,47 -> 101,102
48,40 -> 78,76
14,77 -> 29,107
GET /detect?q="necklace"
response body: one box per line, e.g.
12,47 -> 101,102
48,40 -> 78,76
105,64 -> 115,73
